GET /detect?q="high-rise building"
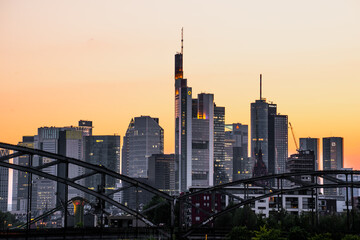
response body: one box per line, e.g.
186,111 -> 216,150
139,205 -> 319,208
175,30 -> 193,192
32,125 -> 87,212
251,75 -> 288,180
323,137 -> 344,195
323,137 -> 343,171
191,93 -> 215,187
78,120 -> 93,137
26,121 -> 92,213
214,105 -> 226,185
274,115 -> 288,174
0,149 -> 9,212
14,136 -> 34,212
174,31 -> 225,191
299,138 -> 319,171
84,135 -> 120,194
224,123 -> 250,182
121,116 -> 164,178
287,150 -> 315,184
57,129 -> 86,202
148,154 -> 176,195
32,127 -> 61,211
251,99 -> 271,176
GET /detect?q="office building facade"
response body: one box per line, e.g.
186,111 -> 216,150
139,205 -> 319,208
0,149 -> 9,212
323,137 -> 344,195
122,116 -> 164,178
191,93 -> 215,187
251,75 -> 288,181
299,138 -> 319,171
274,115 -> 288,174
287,150 -> 315,183
148,154 -> 176,195
14,136 -> 34,212
224,123 -> 250,182
214,105 -> 226,185
84,135 -> 121,193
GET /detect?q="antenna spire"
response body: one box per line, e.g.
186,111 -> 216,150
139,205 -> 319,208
181,27 -> 183,55
260,74 -> 262,100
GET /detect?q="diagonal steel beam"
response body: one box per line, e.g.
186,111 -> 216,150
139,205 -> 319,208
106,185 -> 133,196
35,160 -> 61,170
322,174 -> 345,184
70,170 -> 97,182
0,151 -> 25,161
141,201 -> 167,214
218,189 -> 244,202
283,176 -> 311,186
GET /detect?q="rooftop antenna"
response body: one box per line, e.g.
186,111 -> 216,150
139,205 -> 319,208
181,27 -> 183,55
260,74 -> 262,100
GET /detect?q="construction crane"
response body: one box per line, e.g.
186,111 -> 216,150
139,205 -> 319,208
289,122 -> 299,151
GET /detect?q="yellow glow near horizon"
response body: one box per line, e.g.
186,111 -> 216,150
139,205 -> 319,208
0,0 -> 359,170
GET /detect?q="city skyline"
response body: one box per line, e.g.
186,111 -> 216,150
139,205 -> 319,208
1,1 -> 360,170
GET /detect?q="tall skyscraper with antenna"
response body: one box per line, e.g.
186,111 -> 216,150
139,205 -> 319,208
251,75 -> 288,181
175,29 -> 193,192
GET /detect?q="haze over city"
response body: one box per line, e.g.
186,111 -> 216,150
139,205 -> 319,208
1,0 -> 360,169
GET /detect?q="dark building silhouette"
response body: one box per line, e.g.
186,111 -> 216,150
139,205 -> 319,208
214,105 -> 226,185
224,123 -> 250,182
299,138 -> 319,170
84,135 -> 120,199
274,115 -> 288,174
323,137 -> 343,195
14,136 -> 34,212
252,149 -> 269,187
148,154 -> 175,195
0,149 -> 9,212
251,75 -> 288,182
287,150 -> 315,183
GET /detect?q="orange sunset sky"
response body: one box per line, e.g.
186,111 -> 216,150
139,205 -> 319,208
1,1 -> 359,169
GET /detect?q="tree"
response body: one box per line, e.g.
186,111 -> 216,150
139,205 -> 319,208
309,233 -> 332,240
252,225 -> 285,240
342,235 -> 360,240
0,211 -> 21,229
142,196 -> 170,226
287,226 -> 308,240
226,226 -> 252,240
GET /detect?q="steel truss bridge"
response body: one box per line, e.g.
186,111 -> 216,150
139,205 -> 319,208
0,142 -> 359,239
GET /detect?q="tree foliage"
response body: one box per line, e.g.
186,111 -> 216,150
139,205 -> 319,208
0,211 -> 21,229
142,196 -> 170,226
226,226 -> 252,240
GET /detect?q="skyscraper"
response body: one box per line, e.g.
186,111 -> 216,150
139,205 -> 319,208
0,149 -> 9,212
274,115 -> 288,174
323,137 -> 344,196
121,116 -> 164,178
175,29 -> 193,192
323,137 -> 343,171
287,150 -> 315,184
214,105 -> 226,185
191,93 -> 215,187
14,136 -> 34,212
84,135 -> 120,193
251,75 -> 288,180
148,154 -> 176,194
32,127 -> 61,211
299,138 -> 319,171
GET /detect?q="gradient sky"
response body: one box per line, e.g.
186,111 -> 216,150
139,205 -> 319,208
1,0 -> 359,169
